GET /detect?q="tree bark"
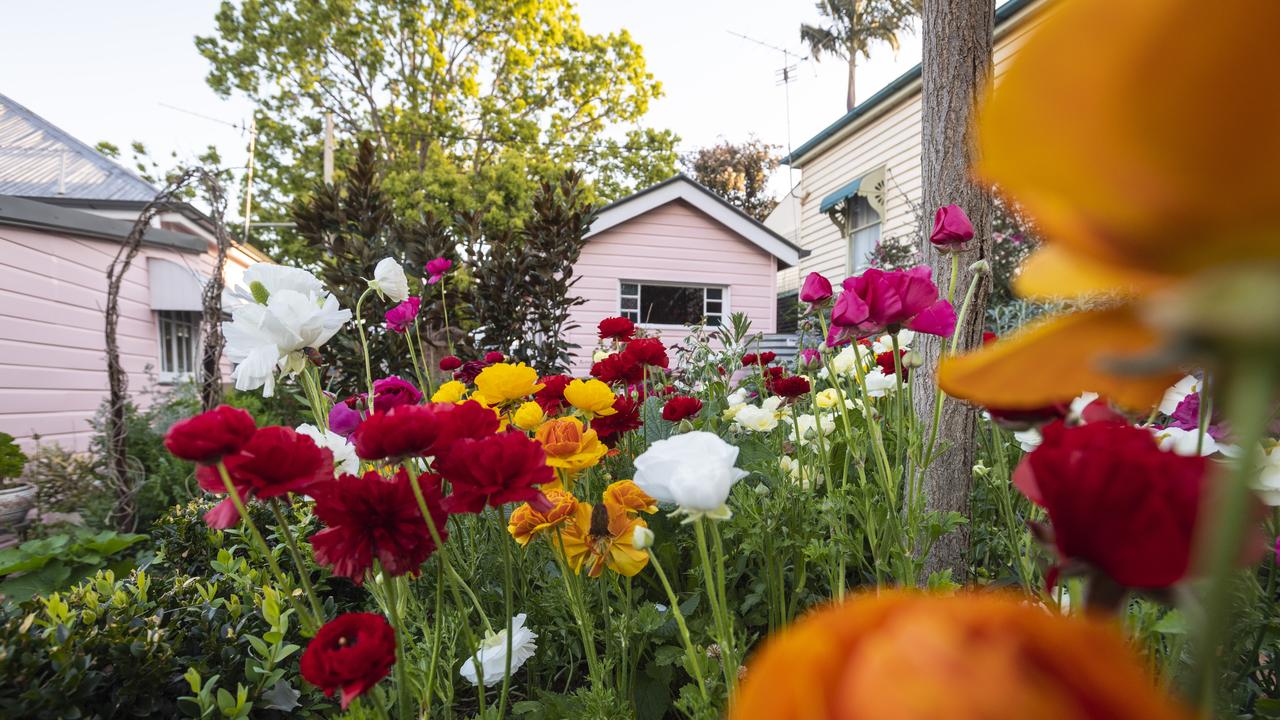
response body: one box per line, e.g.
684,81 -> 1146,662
915,0 -> 995,582
846,53 -> 858,111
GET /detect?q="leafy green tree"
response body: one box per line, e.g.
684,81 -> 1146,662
800,0 -> 922,110
683,137 -> 780,221
197,0 -> 678,259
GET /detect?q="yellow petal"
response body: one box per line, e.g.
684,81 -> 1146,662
1014,245 -> 1173,302
979,0 -> 1280,275
938,307 -> 1182,411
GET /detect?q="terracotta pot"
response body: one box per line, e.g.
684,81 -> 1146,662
0,484 -> 36,530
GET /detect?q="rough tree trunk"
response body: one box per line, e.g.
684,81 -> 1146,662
845,54 -> 858,111
914,0 -> 995,582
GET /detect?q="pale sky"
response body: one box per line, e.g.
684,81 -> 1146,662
0,1 -> 921,206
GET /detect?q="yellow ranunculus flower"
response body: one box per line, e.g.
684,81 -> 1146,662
535,417 -> 608,473
511,401 -> 546,431
815,388 -> 841,409
563,378 -> 618,417
507,489 -> 578,547
938,0 -> 1280,411
431,380 -> 467,404
474,362 -> 544,405
559,501 -> 650,578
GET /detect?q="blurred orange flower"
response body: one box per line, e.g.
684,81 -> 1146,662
535,417 -> 608,473
730,591 -> 1190,720
938,0 -> 1280,410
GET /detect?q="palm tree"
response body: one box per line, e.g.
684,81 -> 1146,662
801,0 -> 922,111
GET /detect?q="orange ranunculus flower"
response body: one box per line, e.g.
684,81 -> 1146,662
602,479 -> 658,515
507,488 -> 578,547
558,499 -> 650,578
535,417 -> 608,473
730,591 -> 1191,720
938,0 -> 1280,411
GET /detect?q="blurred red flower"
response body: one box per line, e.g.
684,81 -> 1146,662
661,395 -> 703,422
300,613 -> 397,709
164,405 -> 257,465
534,374 -> 573,414
438,355 -> 462,371
437,431 -> 553,513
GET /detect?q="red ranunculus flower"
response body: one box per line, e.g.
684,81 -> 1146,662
622,337 -> 668,368
164,405 -> 257,464
761,366 -> 784,389
534,374 -> 573,414
592,396 -> 642,447
661,395 -> 703,422
875,350 -> 910,379
436,431 -> 553,513
770,375 -> 811,399
372,375 -> 422,414
453,359 -> 488,384
484,351 -> 505,364
1015,420 -> 1214,589
352,405 -> 447,461
300,613 -> 397,709
196,426 -> 334,529
986,403 -> 1070,430
741,353 -> 758,366
828,266 -> 956,344
591,352 -> 643,385
439,355 -> 462,371
310,468 -> 449,584
430,399 -> 502,462
598,316 -> 636,341
759,351 -> 777,365
929,204 -> 975,249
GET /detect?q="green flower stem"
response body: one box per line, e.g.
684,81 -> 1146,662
438,283 -> 454,356
549,528 -> 602,686
381,573 -> 413,720
495,507 -> 515,720
695,518 -> 737,695
710,520 -> 738,694
647,548 -> 709,704
424,562 -> 444,713
1196,374 -> 1213,457
214,462 -> 315,632
402,321 -> 431,401
354,286 -> 377,406
921,262 -> 988,475
297,365 -> 329,429
946,253 -> 960,305
268,500 -> 325,624
1189,355 -> 1275,710
412,318 -> 436,397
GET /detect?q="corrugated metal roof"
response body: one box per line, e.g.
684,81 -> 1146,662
0,93 -> 158,201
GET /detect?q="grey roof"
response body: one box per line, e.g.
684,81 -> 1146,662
0,195 -> 204,252
0,93 -> 159,201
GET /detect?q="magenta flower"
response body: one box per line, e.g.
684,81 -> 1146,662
828,266 -> 956,345
329,397 -> 365,439
371,376 -> 423,414
384,297 -> 421,334
929,204 -> 974,249
424,257 -> 453,285
798,348 -> 821,368
798,272 -> 833,305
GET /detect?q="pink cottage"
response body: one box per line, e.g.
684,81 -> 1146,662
0,94 -> 268,451
566,175 -> 805,374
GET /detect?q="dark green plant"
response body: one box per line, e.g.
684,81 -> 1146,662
0,433 -> 24,487
0,529 -> 147,602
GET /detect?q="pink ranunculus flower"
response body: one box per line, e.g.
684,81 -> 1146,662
827,266 -> 956,346
798,272 -> 833,305
328,396 -> 365,439
798,348 -> 822,368
929,204 -> 975,250
424,257 -> 453,285
371,376 -> 423,414
384,296 -> 421,334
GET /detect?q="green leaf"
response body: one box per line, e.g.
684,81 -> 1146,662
1152,609 -> 1188,635
260,680 -> 300,712
0,561 -> 72,602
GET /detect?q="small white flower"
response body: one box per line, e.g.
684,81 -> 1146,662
369,258 -> 410,303
862,369 -> 897,398
779,456 -> 821,489
1014,428 -> 1042,453
460,614 -> 538,687
872,329 -> 914,355
1250,445 -> 1280,506
632,525 -> 655,550
1158,375 -> 1201,416
634,431 -> 749,520
733,405 -> 779,433
1151,426 -> 1218,457
296,423 -> 360,476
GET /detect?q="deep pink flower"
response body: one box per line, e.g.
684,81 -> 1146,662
328,396 -> 365,439
798,348 -> 821,368
436,431 -> 553,513
799,272 -> 833,305
372,376 -> 422,414
384,297 -> 421,334
929,204 -> 975,249
484,351 -> 505,364
828,266 -> 956,344
439,355 -> 462,371
425,257 -> 453,284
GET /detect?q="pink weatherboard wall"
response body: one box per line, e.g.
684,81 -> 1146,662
565,199 -> 778,375
0,224 -> 252,452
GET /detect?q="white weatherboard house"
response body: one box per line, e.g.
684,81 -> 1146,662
564,175 -> 805,373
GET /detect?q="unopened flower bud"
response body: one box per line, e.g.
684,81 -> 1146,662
632,525 -> 655,550
249,280 -> 271,305
902,351 -> 924,369
969,259 -> 992,274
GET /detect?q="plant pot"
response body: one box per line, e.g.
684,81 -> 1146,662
0,483 -> 36,531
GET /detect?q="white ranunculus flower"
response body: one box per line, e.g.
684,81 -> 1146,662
369,257 -> 410,303
779,456 -> 821,489
1251,445 -> 1280,506
223,286 -> 352,397
760,396 -> 784,414
1151,426 -> 1218,457
592,349 -> 611,362
632,525 -> 655,550
1066,391 -> 1100,421
872,329 -> 914,355
862,369 -> 897,398
296,423 -> 360,476
726,388 -> 750,406
459,614 -> 538,687
733,404 -> 779,433
827,346 -> 860,376
1158,375 -> 1201,416
634,431 -> 749,520
1014,428 -> 1042,453
225,263 -> 325,308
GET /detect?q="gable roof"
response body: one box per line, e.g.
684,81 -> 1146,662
0,93 -> 159,201
783,0 -> 1044,166
587,174 -> 807,268
0,195 -> 205,252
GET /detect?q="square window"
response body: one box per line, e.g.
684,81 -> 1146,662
619,283 -> 727,326
157,311 -> 201,376
706,288 -> 722,300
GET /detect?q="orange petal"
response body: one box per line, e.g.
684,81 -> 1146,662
978,0 -> 1280,275
1014,245 -> 1173,302
937,307 -> 1182,411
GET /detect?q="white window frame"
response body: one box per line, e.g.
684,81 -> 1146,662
846,194 -> 882,275
618,280 -> 728,329
155,310 -> 202,384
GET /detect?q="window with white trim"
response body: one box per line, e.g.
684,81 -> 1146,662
157,310 -> 201,378
846,194 -> 881,272
620,282 -> 725,326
